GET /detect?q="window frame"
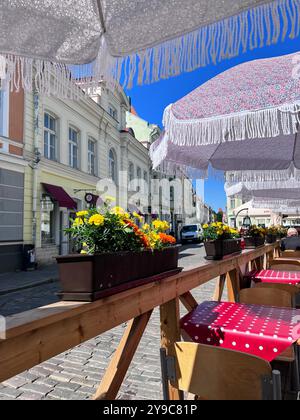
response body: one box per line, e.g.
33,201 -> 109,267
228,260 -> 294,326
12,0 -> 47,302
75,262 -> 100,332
108,104 -> 118,121
69,126 -> 80,169
44,112 -> 57,161
128,161 -> 134,182
109,148 -> 117,183
88,137 -> 97,176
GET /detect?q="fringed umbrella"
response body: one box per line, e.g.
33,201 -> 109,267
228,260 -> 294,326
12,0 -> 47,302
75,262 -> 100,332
0,0 -> 299,96
151,130 -> 300,183
151,52 -> 300,182
225,178 -> 300,202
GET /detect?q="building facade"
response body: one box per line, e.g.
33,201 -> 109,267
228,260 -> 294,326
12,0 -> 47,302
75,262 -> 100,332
0,77 -> 208,272
126,108 -> 206,239
227,196 -> 273,228
20,81 -> 151,266
0,84 -> 26,273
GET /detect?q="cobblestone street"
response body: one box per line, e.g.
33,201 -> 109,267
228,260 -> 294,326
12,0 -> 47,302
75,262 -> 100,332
0,244 -> 224,400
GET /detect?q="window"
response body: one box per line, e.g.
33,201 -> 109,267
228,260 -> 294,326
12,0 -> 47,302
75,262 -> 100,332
41,196 -> 55,246
137,167 -> 142,180
88,138 -> 96,176
0,88 -> 9,137
109,148 -> 117,183
128,162 -> 134,182
108,105 -> 118,121
44,113 -> 57,161
69,127 -> 79,169
230,199 -> 236,209
144,171 -> 148,183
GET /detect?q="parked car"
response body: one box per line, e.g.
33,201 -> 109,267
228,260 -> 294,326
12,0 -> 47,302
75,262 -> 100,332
181,224 -> 203,244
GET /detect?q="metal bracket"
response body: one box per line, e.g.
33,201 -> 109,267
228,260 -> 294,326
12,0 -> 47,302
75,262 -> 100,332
262,371 -> 282,401
160,349 -> 177,400
166,355 -> 176,382
262,375 -> 273,401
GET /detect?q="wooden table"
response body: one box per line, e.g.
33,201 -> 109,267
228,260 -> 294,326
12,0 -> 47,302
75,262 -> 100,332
0,243 -> 280,400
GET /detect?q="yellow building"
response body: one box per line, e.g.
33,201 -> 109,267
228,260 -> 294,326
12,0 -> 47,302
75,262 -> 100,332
23,82 -> 151,265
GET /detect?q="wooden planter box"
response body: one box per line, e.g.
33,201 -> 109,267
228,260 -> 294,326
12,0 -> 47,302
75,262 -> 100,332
244,236 -> 265,249
57,247 -> 180,302
266,234 -> 277,244
204,239 -> 241,260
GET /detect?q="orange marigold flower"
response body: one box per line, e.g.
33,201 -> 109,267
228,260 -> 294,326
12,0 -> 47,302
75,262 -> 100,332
159,233 -> 176,245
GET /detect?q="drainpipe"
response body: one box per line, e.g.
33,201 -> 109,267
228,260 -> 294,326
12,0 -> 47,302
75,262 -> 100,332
32,92 -> 40,246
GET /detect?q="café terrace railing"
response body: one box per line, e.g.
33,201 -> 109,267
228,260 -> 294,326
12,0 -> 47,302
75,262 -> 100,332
0,243 -> 280,400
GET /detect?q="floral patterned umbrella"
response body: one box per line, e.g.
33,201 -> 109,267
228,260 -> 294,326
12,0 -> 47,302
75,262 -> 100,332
0,0 -> 299,96
151,52 -> 300,182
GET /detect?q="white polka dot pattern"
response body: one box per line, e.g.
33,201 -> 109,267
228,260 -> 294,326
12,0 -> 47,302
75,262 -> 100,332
180,301 -> 300,362
249,269 -> 300,286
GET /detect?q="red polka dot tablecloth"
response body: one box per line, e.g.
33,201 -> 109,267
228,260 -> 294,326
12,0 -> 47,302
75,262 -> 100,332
180,301 -> 300,362
248,269 -> 300,286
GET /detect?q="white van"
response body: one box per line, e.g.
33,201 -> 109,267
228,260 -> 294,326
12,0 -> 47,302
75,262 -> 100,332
180,224 -> 203,244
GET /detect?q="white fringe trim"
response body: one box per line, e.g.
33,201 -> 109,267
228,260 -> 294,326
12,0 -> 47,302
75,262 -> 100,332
108,0 -> 300,88
225,177 -> 300,196
165,102 -> 300,146
225,167 -> 294,183
0,0 -> 299,97
149,134 -> 169,170
252,198 -> 300,209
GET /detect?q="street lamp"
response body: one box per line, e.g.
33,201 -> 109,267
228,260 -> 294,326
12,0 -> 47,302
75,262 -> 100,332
234,208 -> 249,229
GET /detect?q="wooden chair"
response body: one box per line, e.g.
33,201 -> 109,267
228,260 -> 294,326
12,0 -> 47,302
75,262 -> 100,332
160,342 -> 282,400
254,283 -> 300,308
239,288 -> 300,392
281,251 -> 300,259
270,258 -> 300,271
239,288 -> 293,308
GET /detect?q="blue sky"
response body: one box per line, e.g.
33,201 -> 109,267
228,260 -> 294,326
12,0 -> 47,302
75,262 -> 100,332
125,36 -> 300,212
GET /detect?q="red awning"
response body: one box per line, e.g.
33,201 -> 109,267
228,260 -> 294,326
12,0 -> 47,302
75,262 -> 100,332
43,183 -> 77,209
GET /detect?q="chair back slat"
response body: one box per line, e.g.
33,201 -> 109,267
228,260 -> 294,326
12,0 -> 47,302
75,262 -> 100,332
172,342 -> 272,400
239,288 -> 292,308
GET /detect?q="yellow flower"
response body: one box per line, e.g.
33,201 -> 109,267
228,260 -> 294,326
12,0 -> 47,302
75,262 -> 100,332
111,206 -> 125,215
217,230 -> 223,235
88,214 -> 105,227
153,220 -> 169,232
73,217 -> 84,227
203,224 -> 209,229
147,231 -> 161,248
76,210 -> 88,217
80,250 -> 88,254
143,223 -> 150,231
211,223 -> 217,227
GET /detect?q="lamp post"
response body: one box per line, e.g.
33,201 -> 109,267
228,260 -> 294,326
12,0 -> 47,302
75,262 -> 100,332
234,208 -> 249,229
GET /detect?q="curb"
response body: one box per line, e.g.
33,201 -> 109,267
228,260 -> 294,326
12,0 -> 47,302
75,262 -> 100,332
0,277 -> 59,296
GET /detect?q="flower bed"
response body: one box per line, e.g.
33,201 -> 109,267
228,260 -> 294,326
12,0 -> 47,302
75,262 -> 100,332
57,199 -> 179,301
203,223 -> 241,260
243,225 -> 266,249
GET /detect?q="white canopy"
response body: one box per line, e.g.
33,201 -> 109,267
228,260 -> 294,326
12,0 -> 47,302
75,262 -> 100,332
0,1 -> 298,95
151,131 -> 300,182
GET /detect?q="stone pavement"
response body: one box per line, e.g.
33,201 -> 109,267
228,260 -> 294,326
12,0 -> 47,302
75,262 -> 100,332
0,264 -> 58,296
0,244 -> 225,400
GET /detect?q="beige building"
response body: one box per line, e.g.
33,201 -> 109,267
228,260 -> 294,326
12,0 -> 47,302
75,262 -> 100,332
22,81 -> 151,265
227,196 -> 272,228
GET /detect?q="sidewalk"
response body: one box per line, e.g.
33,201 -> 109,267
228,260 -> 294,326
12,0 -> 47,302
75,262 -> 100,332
0,265 -> 59,296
